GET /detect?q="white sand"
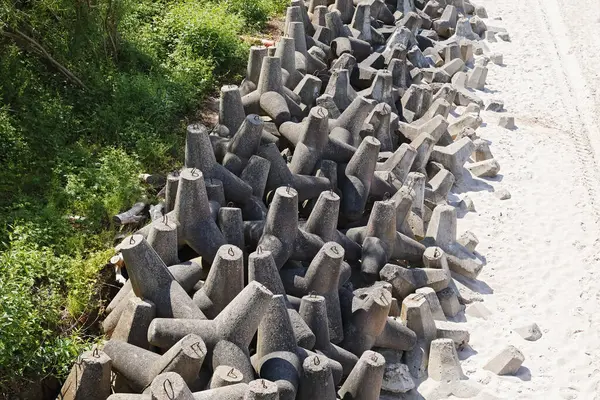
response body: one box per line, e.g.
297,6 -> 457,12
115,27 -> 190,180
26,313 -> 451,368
435,0 -> 600,398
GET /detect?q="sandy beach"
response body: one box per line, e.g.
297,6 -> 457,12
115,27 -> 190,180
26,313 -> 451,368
447,0 -> 600,398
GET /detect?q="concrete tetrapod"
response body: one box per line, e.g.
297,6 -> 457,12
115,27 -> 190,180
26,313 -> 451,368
257,186 -> 299,269
222,115 -> 264,176
219,85 -> 246,137
171,168 -> 226,263
275,36 -> 304,90
257,143 -> 332,201
280,242 -> 345,343
248,248 -> 316,349
346,199 -> 427,282
298,294 -> 359,376
185,124 -> 253,204
278,115 -> 357,165
57,349 -> 111,400
279,106 -> 330,175
239,155 -> 271,221
337,350 -> 386,400
211,340 -> 255,385
148,281 -> 273,354
193,245 -> 244,319
379,262 -> 450,301
209,366 -> 244,389
103,258 -> 205,334
366,104 -> 394,153
243,379 -> 279,400
218,207 -> 245,250
147,218 -> 179,267
253,295 -> 343,400
424,205 -> 484,279
119,234 -> 205,320
103,334 -> 206,392
107,372 -> 197,400
329,97 -> 376,147
339,136 -> 381,221
297,354 -> 337,400
341,284 -> 417,356
241,55 -> 303,121
301,190 -> 362,262
111,297 -> 156,349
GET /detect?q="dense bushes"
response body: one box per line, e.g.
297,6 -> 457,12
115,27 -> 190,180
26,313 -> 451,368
0,0 -> 283,395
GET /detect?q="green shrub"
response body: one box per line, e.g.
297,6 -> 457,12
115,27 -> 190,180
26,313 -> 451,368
0,241 -> 111,392
0,0 -> 277,394
221,0 -> 289,28
61,148 -> 145,230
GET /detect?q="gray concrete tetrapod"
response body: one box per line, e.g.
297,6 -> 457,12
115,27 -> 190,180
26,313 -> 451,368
275,37 -> 304,90
219,85 -> 246,137
112,297 -> 156,349
257,143 -> 332,202
103,334 -> 206,392
339,135 -> 380,221
244,379 -> 279,400
294,74 -> 322,110
241,155 -> 270,200
424,205 -> 483,278
185,124 -> 253,204
103,259 -> 205,334
324,69 -> 357,112
193,245 -> 244,318
254,295 -> 302,400
254,295 -> 343,400
341,285 -> 416,356
278,119 -> 357,165
239,154 -> 270,221
329,96 -> 376,147
244,46 -> 268,93
209,365 -> 244,389
172,168 -> 226,263
331,0 -> 354,24
361,70 -> 396,114
150,372 -> 195,400
147,218 -> 180,266
297,354 -> 336,400
57,349 -> 111,400
298,295 -> 358,376
119,234 -> 205,319
280,242 -> 345,343
379,262 -> 450,301
282,106 -> 329,175
337,350 -> 385,400
302,190 -> 362,261
218,207 -> 245,250
107,373 -> 195,400
350,3 -> 372,43
212,340 -> 255,385
288,22 -> 326,74
378,143 -> 417,185
192,383 -> 249,400
257,186 -> 299,269
148,281 -> 273,353
367,103 -> 394,152
346,199 -> 426,273
223,114 -> 264,176
241,56 -> 302,121
165,172 -> 180,213
248,248 -> 316,349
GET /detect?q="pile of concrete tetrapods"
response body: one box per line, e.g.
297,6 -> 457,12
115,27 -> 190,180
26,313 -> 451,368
57,0 -> 525,399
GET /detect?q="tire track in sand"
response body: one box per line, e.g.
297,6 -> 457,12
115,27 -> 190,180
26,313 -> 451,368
534,0 -> 600,224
